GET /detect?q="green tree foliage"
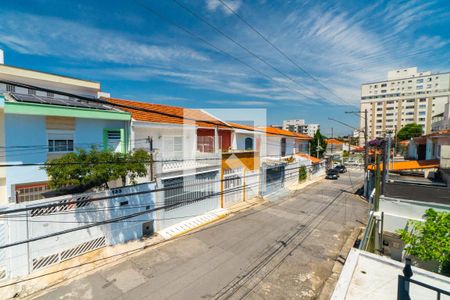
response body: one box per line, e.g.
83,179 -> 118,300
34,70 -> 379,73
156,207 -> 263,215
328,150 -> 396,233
397,123 -> 423,141
43,148 -> 151,192
310,130 -> 327,158
397,209 -> 450,274
298,166 -> 307,182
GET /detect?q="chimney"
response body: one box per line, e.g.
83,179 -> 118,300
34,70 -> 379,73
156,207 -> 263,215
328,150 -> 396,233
0,49 -> 4,64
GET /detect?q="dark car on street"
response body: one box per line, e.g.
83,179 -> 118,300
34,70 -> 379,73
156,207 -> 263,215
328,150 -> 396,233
334,165 -> 347,173
326,169 -> 339,180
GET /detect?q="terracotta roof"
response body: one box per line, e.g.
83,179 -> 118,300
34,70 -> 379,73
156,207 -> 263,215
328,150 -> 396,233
227,122 -> 256,132
105,97 -> 228,128
295,153 -> 321,164
399,140 -> 410,146
260,127 -> 311,139
425,129 -> 450,137
368,159 -> 439,171
325,138 -> 344,145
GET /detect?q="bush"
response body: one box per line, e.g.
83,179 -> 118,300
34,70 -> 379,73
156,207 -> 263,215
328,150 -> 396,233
299,166 -> 307,182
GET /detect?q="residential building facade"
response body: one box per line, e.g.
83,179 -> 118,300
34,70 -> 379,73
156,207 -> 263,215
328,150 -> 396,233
0,61 -> 129,204
360,67 -> 450,143
325,138 -> 344,159
0,93 -> 130,204
282,119 -> 319,137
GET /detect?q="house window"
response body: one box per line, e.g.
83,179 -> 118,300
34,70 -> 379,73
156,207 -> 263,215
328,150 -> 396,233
103,129 -> 122,152
48,131 -> 74,153
28,89 -> 36,95
163,136 -> 183,156
6,84 -> 15,92
244,137 -> 253,150
14,182 -> 50,203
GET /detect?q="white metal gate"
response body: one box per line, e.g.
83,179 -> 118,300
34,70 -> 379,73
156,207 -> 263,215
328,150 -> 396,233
223,168 -> 243,208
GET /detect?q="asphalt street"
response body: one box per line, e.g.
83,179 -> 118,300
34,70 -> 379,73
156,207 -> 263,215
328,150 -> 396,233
35,169 -> 367,300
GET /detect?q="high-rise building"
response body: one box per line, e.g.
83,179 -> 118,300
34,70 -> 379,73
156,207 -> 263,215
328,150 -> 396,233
282,119 -> 319,137
360,67 -> 450,143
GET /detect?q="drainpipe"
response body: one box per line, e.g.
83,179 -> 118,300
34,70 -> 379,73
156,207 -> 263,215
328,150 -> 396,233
214,126 -> 219,154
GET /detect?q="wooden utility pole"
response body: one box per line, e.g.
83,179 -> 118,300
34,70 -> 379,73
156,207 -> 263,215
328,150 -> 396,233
374,152 -> 381,211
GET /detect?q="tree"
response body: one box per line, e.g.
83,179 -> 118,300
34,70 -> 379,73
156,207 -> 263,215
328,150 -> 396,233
310,130 -> 327,158
397,209 -> 450,275
397,123 -> 423,141
42,148 -> 151,192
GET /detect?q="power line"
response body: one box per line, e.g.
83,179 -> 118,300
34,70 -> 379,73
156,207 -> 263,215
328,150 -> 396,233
168,0 -> 318,99
2,80 -> 313,141
0,163 -> 320,215
131,0 -> 311,101
216,0 -> 356,107
0,180 -> 262,250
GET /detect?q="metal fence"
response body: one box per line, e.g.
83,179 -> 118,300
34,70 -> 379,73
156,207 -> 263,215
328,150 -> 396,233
160,171 -> 220,229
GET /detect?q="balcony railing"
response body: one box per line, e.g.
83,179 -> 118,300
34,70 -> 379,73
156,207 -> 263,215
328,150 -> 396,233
154,152 -> 221,173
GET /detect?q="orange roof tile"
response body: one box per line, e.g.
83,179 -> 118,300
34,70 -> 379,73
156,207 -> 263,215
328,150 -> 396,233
227,122 -> 256,132
106,97 -> 228,128
295,153 -> 321,164
326,138 -> 344,145
260,127 -> 311,139
399,140 -> 410,146
368,159 -> 439,171
425,129 -> 450,137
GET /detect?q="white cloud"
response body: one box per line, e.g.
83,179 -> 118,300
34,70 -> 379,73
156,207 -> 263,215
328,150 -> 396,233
0,12 -> 208,65
208,100 -> 271,106
206,0 -> 242,15
1,1 -> 449,109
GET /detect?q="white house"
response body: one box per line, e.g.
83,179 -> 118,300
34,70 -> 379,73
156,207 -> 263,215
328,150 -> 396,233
105,97 -> 231,231
261,127 -> 311,159
0,64 -> 130,204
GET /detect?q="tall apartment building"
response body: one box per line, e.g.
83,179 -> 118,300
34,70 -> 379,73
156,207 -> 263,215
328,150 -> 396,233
360,67 -> 450,142
283,119 -> 319,137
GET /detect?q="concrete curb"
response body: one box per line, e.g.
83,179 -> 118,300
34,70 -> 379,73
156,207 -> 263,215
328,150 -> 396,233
157,208 -> 229,239
317,226 -> 363,300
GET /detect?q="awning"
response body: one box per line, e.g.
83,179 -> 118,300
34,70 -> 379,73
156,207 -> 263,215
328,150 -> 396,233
368,159 -> 439,171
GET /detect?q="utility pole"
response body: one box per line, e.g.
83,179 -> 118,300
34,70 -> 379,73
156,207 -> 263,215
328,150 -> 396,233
364,109 -> 368,176
342,109 -> 369,196
381,138 -> 387,194
331,127 -> 334,156
386,130 -> 392,181
147,136 -> 154,181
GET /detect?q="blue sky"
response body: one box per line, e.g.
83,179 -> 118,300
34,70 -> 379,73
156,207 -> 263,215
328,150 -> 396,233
1,0 -> 450,136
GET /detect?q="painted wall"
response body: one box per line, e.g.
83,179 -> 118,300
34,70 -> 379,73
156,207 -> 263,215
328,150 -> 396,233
197,128 -> 232,151
3,113 -> 128,202
380,196 -> 450,233
265,136 -> 297,157
132,123 -> 197,158
0,182 -> 156,279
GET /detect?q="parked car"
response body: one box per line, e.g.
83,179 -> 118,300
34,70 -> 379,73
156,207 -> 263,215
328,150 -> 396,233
334,165 -> 347,173
326,169 -> 339,180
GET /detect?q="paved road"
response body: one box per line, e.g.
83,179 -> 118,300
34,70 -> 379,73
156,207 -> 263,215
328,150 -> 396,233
36,170 -> 367,300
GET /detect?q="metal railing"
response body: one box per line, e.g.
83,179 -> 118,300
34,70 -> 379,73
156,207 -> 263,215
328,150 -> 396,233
397,258 -> 450,300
